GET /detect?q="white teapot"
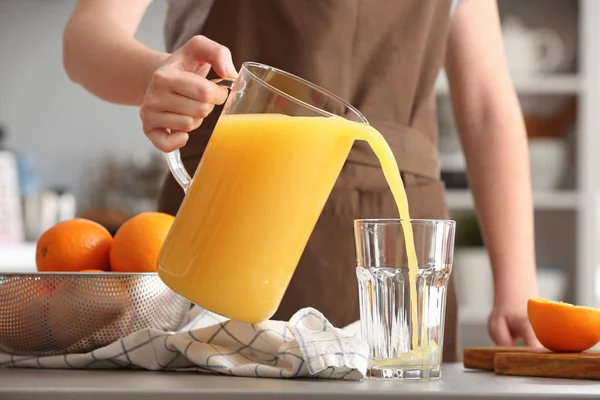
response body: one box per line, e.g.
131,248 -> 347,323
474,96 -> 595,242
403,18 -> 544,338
502,16 -> 565,76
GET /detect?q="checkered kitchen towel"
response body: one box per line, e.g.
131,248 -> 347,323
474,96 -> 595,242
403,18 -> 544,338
0,307 -> 369,380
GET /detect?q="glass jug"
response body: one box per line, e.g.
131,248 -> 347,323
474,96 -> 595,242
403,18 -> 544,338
158,62 -> 367,323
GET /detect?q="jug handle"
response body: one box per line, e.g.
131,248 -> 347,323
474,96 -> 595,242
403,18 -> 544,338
165,79 -> 235,194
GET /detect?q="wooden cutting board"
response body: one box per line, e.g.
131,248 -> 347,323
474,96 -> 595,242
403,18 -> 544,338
463,346 -> 600,380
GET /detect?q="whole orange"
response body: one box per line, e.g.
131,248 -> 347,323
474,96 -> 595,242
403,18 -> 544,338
109,212 -> 175,273
528,298 -> 600,353
36,218 -> 113,272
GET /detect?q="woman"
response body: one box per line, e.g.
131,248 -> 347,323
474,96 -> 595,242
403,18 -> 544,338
63,0 -> 542,362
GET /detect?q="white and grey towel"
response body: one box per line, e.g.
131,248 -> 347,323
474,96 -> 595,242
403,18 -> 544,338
0,307 -> 368,380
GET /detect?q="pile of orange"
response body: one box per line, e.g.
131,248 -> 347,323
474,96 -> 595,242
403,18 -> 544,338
35,212 -> 175,273
527,297 -> 600,353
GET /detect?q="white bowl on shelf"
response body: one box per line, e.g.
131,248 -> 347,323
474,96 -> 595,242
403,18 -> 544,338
529,138 -> 568,191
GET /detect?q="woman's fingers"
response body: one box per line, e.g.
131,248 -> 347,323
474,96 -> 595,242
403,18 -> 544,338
139,36 -> 236,153
145,90 -> 215,118
151,67 -> 229,105
179,35 -> 238,79
141,110 -> 203,134
146,129 -> 190,153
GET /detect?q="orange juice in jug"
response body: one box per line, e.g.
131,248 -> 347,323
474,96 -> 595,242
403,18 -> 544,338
158,114 -> 357,323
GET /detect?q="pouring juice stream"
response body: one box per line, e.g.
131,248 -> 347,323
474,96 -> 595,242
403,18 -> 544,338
352,124 -> 421,352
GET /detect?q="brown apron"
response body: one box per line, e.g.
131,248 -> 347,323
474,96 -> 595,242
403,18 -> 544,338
161,0 -> 460,362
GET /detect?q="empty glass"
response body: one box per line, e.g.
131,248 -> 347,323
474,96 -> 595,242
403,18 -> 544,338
354,219 -> 456,380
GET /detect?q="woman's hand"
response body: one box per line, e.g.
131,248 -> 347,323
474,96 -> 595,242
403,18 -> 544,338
488,290 -> 543,348
139,35 -> 238,152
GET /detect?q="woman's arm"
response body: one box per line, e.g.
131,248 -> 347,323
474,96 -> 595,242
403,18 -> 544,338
445,0 -> 541,346
63,0 -> 167,105
63,0 -> 237,151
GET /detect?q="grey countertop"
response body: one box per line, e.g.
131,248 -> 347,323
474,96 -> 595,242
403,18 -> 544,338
0,363 -> 599,400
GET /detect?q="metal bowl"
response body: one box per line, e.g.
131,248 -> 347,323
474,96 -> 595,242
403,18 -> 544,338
0,272 -> 191,357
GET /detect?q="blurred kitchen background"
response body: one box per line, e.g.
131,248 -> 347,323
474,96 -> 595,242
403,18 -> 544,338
0,1 -> 168,262
1,0 -> 600,351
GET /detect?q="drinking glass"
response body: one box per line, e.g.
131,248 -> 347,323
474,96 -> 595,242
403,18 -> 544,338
354,218 -> 456,380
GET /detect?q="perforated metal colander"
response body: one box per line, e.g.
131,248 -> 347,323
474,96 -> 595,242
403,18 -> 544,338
0,272 -> 191,357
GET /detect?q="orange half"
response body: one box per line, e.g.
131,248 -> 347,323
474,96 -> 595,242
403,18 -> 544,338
528,298 -> 600,353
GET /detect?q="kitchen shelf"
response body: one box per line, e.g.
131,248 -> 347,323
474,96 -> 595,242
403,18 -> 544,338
446,190 -> 579,211
435,72 -> 581,95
